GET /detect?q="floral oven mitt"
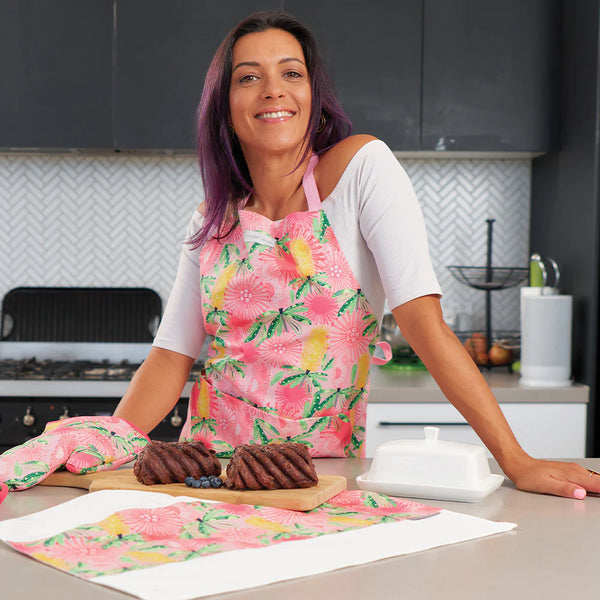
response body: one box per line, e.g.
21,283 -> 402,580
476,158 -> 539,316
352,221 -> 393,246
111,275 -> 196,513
0,416 -> 149,500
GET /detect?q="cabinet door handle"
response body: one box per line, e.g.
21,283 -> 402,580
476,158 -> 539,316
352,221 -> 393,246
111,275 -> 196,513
377,421 -> 469,427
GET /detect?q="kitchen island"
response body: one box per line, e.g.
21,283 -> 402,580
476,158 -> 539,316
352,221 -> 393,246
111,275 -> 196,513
1,458 -> 599,600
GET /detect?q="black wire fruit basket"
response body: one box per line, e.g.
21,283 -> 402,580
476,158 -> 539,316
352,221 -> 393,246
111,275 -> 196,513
447,266 -> 529,291
447,219 -> 528,368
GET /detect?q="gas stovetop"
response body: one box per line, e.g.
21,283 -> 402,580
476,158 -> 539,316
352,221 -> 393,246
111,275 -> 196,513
0,358 -> 141,381
0,357 -> 203,382
0,342 -> 202,397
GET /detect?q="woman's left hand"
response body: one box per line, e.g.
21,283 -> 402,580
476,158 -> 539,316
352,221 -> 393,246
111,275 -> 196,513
507,455 -> 600,499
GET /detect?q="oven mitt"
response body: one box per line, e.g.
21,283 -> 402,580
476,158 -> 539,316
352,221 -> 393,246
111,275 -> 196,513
0,416 -> 149,497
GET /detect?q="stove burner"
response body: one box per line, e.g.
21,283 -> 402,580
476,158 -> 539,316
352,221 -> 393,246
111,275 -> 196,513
0,358 -> 140,381
0,358 -> 204,382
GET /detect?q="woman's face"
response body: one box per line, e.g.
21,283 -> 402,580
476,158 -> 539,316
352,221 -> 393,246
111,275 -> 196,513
229,28 -> 312,159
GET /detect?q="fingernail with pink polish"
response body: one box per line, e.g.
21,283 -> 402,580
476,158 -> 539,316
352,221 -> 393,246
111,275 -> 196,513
574,488 -> 586,499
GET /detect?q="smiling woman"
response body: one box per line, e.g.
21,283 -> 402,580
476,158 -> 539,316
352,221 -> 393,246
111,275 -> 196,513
2,10 -> 599,504
193,10 -> 351,239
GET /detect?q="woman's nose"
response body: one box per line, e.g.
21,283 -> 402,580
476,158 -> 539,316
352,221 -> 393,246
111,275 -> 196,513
262,75 -> 284,99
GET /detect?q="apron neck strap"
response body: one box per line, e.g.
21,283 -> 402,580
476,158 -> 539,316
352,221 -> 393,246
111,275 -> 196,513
302,154 -> 322,211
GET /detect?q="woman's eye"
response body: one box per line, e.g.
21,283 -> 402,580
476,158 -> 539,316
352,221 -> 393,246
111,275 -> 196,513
284,71 -> 302,79
239,74 -> 258,83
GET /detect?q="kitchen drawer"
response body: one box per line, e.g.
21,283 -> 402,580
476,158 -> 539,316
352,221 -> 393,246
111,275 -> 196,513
365,402 -> 587,459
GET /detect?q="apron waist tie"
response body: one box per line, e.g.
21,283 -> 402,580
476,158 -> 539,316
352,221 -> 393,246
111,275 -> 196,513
372,341 -> 392,365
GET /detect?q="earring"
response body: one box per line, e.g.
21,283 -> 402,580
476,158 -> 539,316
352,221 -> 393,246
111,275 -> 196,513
317,114 -> 326,133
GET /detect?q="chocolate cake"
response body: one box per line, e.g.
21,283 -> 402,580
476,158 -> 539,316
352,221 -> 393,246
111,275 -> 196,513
224,442 -> 319,490
133,440 -> 221,485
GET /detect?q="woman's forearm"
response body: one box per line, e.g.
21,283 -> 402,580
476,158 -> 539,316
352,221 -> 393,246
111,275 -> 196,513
392,296 -> 532,478
113,347 -> 195,435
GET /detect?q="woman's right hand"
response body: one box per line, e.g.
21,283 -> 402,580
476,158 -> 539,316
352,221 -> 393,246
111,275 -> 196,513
0,415 -> 149,501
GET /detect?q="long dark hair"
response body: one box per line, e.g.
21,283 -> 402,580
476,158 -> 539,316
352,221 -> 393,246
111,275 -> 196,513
190,10 -> 352,248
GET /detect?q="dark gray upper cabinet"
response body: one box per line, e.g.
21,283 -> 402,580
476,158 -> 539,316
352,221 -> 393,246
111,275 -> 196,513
0,0 -> 113,149
114,1 -> 281,150
421,0 -> 561,152
0,1 -> 561,152
284,0 -> 422,150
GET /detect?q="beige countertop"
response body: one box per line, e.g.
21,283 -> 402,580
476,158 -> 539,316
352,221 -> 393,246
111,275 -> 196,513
4,367 -> 585,404
1,458 -> 599,600
369,366 -> 589,403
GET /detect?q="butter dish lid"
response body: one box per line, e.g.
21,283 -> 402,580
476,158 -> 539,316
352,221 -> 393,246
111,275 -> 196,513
356,427 -> 504,503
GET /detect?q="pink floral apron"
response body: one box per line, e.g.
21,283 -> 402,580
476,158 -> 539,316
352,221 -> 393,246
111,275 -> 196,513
180,155 -> 390,458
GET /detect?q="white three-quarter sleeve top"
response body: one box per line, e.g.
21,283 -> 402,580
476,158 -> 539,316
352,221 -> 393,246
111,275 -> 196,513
153,140 -> 442,360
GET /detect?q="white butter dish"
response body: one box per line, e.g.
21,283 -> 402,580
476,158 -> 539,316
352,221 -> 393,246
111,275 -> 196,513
356,427 -> 504,502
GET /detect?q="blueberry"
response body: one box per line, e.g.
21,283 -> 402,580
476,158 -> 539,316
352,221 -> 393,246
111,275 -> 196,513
210,477 -> 223,489
199,476 -> 209,482
191,479 -> 202,488
184,476 -> 195,487
201,479 -> 211,488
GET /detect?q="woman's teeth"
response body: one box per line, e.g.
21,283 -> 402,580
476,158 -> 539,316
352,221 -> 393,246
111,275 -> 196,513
257,111 -> 294,119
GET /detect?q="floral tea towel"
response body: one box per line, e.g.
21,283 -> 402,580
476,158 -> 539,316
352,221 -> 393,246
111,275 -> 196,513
0,489 -> 516,600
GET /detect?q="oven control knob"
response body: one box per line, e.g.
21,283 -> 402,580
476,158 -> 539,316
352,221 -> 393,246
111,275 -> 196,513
59,408 -> 69,420
23,408 -> 35,427
170,408 -> 183,428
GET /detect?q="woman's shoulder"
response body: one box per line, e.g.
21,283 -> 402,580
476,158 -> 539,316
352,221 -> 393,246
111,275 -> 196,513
314,135 -> 388,200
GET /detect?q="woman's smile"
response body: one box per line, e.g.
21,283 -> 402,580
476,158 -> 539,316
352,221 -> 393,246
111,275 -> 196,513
255,109 -> 296,122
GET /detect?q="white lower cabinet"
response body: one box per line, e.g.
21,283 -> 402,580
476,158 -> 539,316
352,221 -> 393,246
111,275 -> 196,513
365,402 -> 587,459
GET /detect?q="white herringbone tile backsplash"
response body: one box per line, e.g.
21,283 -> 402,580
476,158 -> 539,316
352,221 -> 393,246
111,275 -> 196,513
402,158 -> 530,334
0,154 -> 204,313
0,153 -> 529,335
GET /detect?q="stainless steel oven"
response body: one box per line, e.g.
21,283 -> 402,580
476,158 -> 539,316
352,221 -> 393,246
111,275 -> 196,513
0,287 -> 201,452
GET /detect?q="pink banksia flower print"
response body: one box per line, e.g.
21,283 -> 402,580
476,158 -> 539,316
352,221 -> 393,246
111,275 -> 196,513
287,211 -> 316,232
262,246 -> 299,284
320,246 -> 356,291
224,275 -> 273,319
328,312 -> 371,362
258,332 -> 303,367
258,506 -> 326,527
227,327 -> 261,364
214,502 -> 257,517
303,289 -> 339,324
120,505 -> 185,539
274,383 -> 311,418
320,414 -> 352,446
47,534 -> 126,569
212,402 -> 240,438
65,451 -> 103,472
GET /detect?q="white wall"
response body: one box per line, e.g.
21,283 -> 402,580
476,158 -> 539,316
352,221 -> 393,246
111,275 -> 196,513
0,153 -> 529,333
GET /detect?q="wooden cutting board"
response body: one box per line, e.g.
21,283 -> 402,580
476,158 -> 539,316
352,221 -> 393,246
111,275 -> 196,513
39,469 -> 347,512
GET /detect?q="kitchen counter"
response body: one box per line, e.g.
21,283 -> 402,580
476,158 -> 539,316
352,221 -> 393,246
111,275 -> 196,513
369,366 -> 589,403
1,458 -> 599,600
365,368 -> 589,458
1,365 -> 588,404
